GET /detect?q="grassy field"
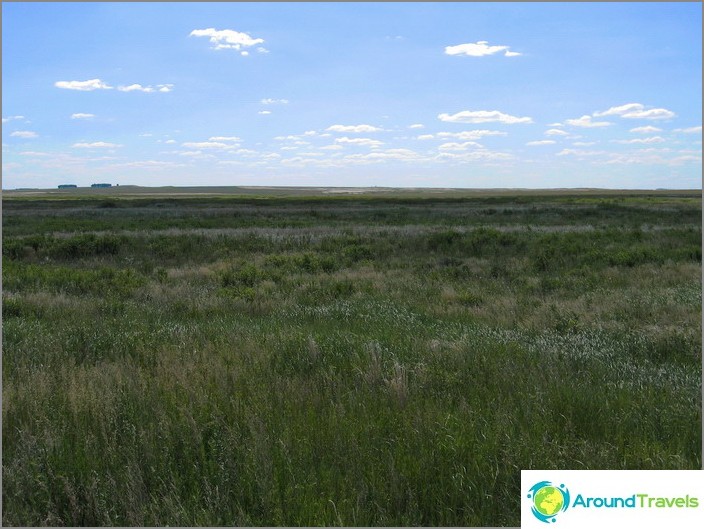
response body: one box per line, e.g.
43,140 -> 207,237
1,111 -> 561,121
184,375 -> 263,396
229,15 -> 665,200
2,188 -> 702,526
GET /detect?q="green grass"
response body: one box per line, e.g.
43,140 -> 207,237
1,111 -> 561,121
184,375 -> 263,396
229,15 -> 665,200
2,191 -> 701,526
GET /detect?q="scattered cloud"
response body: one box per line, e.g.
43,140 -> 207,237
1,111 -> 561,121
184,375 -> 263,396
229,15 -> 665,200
261,98 -> 289,105
319,144 -> 343,151
573,141 -> 597,146
2,115 -> 25,123
182,141 -> 238,149
10,130 -> 38,138
437,130 -> 507,140
526,140 -> 556,146
208,136 -> 241,142
19,151 -> 49,156
326,124 -> 383,133
190,28 -> 264,52
417,134 -> 435,140
673,125 -> 702,134
335,137 -> 384,147
612,136 -> 665,144
71,113 -> 95,119
258,110 -> 272,115
73,142 -> 122,148
438,110 -> 532,124
117,160 -> 185,169
545,129 -> 570,136
408,124 -> 424,129
55,79 -> 112,91
594,103 -> 675,120
564,115 -> 612,128
629,125 -> 662,134
556,149 -> 607,157
445,41 -> 521,57
117,83 -> 173,93
438,141 -> 483,151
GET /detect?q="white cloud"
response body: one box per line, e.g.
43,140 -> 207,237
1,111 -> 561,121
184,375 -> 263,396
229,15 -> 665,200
445,41 -> 520,57
438,110 -> 532,124
573,141 -> 597,146
71,113 -> 95,119
117,161 -> 185,169
2,115 -> 25,123
565,115 -> 612,128
612,136 -> 666,144
241,51 -> 249,57
182,141 -> 237,149
19,151 -> 49,156
164,139 -> 177,144
673,126 -> 702,134
190,28 -> 264,51
208,136 -> 241,142
438,141 -> 483,151
408,123 -> 424,129
303,130 -> 317,136
73,142 -> 122,148
55,79 -> 112,91
319,144 -> 343,151
258,110 -> 272,115
417,134 -> 435,140
257,47 -> 269,54
10,131 -> 38,138
629,125 -> 662,134
261,98 -> 289,105
326,124 -> 383,133
594,103 -> 675,120
556,149 -> 606,157
335,137 -> 384,147
526,140 -> 556,146
437,130 -> 507,140
545,129 -> 570,136
117,83 -> 173,93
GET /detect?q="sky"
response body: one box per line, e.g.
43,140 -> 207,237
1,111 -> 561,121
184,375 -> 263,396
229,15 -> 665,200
2,2 -> 702,189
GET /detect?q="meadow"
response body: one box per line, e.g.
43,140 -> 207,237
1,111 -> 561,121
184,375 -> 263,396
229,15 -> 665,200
2,188 -> 701,526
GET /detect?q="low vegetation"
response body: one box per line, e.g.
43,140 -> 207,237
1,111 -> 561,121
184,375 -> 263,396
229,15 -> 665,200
2,191 -> 701,526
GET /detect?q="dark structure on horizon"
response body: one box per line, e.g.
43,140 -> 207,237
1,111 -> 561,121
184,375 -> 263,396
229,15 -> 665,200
91,183 -> 112,188
58,184 -> 77,189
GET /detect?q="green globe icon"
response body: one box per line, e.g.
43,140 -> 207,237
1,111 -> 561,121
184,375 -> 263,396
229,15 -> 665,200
533,486 -> 564,516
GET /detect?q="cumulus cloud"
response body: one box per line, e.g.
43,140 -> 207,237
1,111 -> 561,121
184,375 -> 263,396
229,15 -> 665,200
673,125 -> 702,134
445,41 -> 521,57
564,115 -> 612,128
55,79 -> 112,91
117,161 -> 185,169
612,136 -> 665,144
10,131 -> 38,138
438,110 -> 532,124
335,137 -> 384,147
594,103 -> 675,120
408,123 -> 424,129
190,28 -> 264,51
73,142 -> 122,148
71,113 -> 95,119
261,98 -> 288,105
526,140 -> 556,146
629,125 -> 662,134
417,134 -> 435,140
326,124 -> 383,133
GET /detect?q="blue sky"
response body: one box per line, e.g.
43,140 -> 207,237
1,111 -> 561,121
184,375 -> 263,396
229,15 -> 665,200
2,2 -> 702,189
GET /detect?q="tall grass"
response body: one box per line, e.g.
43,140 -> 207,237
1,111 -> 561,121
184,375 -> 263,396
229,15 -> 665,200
2,192 -> 701,526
